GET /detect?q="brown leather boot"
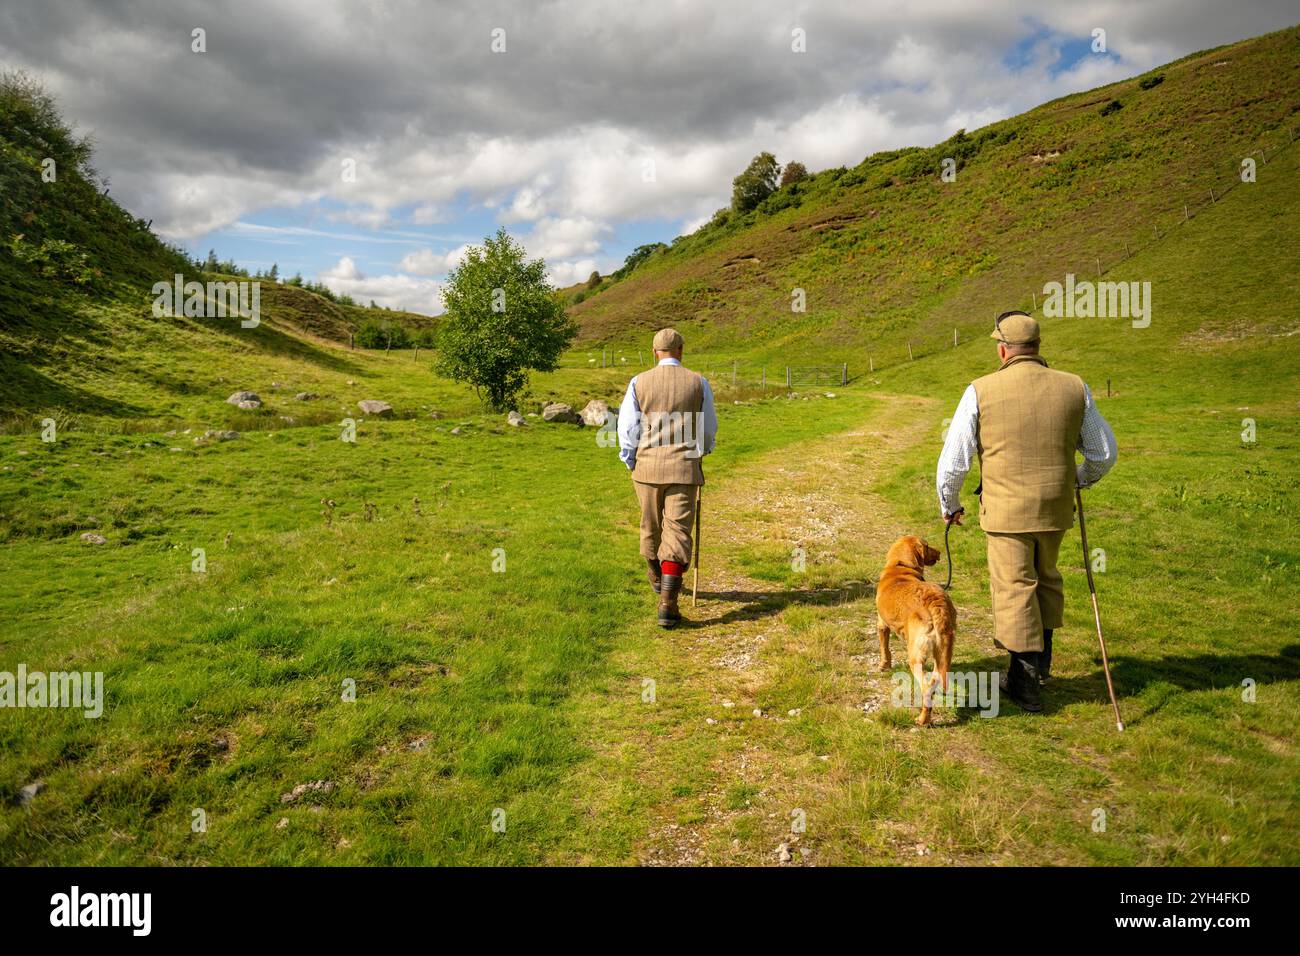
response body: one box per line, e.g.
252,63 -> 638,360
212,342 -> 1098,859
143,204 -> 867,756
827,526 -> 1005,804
646,559 -> 662,594
657,574 -> 682,628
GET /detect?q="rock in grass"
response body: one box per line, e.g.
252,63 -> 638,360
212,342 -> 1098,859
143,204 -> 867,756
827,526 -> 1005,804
450,427 -> 462,435
580,399 -> 610,426
542,402 -> 581,424
226,390 -> 260,406
294,392 -> 318,401
194,430 -> 239,443
236,399 -> 261,410
280,780 -> 335,804
80,532 -> 107,545
507,411 -> 527,427
18,780 -> 45,805
776,843 -> 792,863
357,400 -> 394,418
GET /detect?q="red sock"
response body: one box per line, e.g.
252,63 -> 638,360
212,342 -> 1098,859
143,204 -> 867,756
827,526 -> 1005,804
661,560 -> 685,577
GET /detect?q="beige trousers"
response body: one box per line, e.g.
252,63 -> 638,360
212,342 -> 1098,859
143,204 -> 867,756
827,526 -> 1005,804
634,481 -> 698,566
986,529 -> 1067,652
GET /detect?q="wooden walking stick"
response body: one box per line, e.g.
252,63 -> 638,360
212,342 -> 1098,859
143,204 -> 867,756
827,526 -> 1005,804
692,487 -> 702,607
1076,486 -> 1124,731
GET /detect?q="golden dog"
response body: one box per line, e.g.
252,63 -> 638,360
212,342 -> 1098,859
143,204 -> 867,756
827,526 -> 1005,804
875,535 -> 956,727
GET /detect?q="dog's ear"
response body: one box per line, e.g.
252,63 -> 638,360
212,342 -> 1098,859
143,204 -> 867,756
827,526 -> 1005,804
919,540 -> 940,566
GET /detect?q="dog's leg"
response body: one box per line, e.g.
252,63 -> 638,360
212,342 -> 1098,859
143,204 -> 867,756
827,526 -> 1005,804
877,615 -> 891,671
909,651 -> 932,727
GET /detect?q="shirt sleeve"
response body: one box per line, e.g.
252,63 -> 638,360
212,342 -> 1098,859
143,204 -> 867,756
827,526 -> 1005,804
699,377 -> 717,455
618,376 -> 641,470
1077,384 -> 1117,487
936,384 -> 979,518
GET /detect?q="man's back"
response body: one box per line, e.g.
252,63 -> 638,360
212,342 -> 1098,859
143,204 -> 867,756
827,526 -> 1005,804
973,355 -> 1085,533
632,363 -> 705,486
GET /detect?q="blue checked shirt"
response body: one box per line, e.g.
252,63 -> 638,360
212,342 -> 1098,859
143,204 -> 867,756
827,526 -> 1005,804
936,382 -> 1116,518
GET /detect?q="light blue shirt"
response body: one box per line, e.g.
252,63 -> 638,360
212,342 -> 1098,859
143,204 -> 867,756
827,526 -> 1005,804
617,358 -> 717,470
936,382 -> 1117,518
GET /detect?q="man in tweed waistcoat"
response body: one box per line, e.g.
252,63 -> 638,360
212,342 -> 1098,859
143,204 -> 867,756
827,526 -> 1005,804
936,312 -> 1117,711
617,328 -> 718,628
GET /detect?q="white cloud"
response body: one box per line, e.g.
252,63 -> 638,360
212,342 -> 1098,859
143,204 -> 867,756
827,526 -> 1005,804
317,256 -> 445,315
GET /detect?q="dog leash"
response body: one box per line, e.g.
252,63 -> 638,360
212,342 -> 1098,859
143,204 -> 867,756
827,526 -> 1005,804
941,520 -> 954,591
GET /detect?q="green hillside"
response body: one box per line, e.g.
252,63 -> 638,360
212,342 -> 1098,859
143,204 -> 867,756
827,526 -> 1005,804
571,26 -> 1300,365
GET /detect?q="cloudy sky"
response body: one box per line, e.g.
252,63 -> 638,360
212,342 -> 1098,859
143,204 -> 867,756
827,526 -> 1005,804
2,0 -> 1295,313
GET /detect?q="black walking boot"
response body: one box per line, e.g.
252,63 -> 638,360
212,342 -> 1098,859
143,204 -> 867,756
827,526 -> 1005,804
646,559 -> 662,594
657,574 -> 683,628
999,651 -> 1043,712
1040,629 -> 1053,682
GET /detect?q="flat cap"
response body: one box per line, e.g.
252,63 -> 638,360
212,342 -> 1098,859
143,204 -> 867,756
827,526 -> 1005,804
991,312 -> 1040,345
653,327 -> 684,351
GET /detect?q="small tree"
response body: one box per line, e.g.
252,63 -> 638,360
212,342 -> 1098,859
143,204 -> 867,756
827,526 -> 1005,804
779,161 -> 809,188
731,151 -> 781,214
436,228 -> 576,411
268,262 -> 279,281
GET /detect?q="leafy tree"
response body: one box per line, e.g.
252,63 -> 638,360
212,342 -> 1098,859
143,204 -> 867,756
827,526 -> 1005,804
585,270 -> 601,289
435,228 -> 576,411
612,242 -> 667,280
731,151 -> 781,214
779,161 -> 809,187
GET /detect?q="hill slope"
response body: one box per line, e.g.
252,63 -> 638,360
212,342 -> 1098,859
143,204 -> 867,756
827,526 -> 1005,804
570,26 -> 1300,362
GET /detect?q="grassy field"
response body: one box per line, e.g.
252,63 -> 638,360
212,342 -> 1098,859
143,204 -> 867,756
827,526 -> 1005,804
2,31 -> 1297,866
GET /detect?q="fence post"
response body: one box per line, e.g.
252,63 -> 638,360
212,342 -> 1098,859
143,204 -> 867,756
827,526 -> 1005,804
869,355 -> 874,373
907,342 -> 914,361
786,366 -> 791,388
953,328 -> 958,348
1096,256 -> 1102,277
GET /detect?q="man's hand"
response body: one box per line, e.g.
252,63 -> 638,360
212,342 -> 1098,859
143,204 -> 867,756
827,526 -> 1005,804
944,507 -> 964,526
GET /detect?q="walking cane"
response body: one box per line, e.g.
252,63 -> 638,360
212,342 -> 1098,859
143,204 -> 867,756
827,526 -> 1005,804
692,487 -> 702,607
1076,486 -> 1124,731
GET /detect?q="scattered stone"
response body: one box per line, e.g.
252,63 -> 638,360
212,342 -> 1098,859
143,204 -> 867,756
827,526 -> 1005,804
705,718 -> 717,725
236,399 -> 261,410
280,780 -> 335,804
721,700 -> 734,709
579,399 -> 610,427
916,843 -> 931,857
800,846 -> 812,859
169,447 -> 182,452
347,380 -> 356,386
407,736 -> 432,751
18,780 -> 45,806
450,427 -> 462,435
194,429 -> 240,443
825,392 -> 836,398
788,708 -> 801,717
542,402 -> 581,424
507,410 -> 527,427
776,843 -> 792,863
275,817 -> 290,830
357,400 -> 394,418
294,392 -> 318,401
80,532 -> 107,545
428,410 -> 444,420
752,708 -> 763,718
226,390 -> 260,406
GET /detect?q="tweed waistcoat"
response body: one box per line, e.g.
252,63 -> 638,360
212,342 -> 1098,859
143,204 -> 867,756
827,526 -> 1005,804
631,363 -> 705,486
972,355 -> 1085,533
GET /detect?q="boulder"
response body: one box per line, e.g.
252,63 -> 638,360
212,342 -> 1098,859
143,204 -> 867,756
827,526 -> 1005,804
542,402 -> 581,424
294,392 -> 318,401
236,399 -> 261,410
226,390 -> 260,406
507,411 -> 527,427
580,399 -> 611,427
357,400 -> 394,418
80,532 -> 107,545
195,429 -> 240,443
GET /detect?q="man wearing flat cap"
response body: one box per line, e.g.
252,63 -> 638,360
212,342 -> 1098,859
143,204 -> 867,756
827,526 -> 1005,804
617,328 -> 717,627
936,312 -> 1117,711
